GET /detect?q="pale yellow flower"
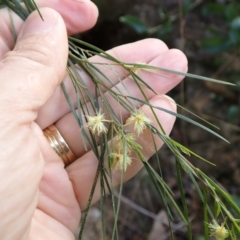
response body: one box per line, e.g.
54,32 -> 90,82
126,109 -> 151,136
86,110 -> 108,135
208,221 -> 229,240
109,152 -> 132,172
116,133 -> 135,150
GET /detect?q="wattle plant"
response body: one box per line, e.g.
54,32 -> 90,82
1,1 -> 239,239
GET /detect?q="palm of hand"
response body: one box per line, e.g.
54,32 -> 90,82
33,128 -> 81,239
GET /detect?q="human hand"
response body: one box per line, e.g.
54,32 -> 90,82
0,1 -> 187,239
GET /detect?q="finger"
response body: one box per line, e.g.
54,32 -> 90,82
36,39 -> 187,128
0,8 -> 68,124
51,48 -> 187,157
37,39 -> 169,128
0,0 -> 98,57
0,8 -> 70,238
66,95 -> 176,209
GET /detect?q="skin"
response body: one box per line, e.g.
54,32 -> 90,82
0,0 -> 188,239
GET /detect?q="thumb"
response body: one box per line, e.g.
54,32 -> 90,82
0,8 -> 68,124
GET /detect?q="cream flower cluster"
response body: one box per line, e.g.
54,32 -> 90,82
208,221 -> 229,240
126,109 -> 151,136
86,109 -> 151,172
109,152 -> 132,172
86,110 -> 108,135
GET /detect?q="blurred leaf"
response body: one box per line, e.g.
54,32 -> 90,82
214,199 -> 221,218
157,6 -> 167,20
230,17 -> 240,45
227,105 -> 240,123
229,29 -> 240,45
225,4 -> 240,21
231,17 -> 240,30
157,22 -> 173,39
196,236 -> 205,240
119,15 -> 147,34
183,0 -> 192,14
202,3 -> 226,17
232,195 -> 240,208
201,37 -> 230,52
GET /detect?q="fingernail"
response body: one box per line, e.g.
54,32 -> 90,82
21,8 -> 58,37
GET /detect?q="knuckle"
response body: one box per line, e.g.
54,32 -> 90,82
0,37 -> 59,111
5,36 -> 55,69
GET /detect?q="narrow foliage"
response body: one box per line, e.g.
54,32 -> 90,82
2,1 -> 240,239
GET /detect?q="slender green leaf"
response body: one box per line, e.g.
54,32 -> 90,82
128,96 -> 229,143
176,159 -> 192,239
203,189 -> 210,240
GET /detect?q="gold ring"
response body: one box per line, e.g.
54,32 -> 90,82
43,124 -> 76,167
